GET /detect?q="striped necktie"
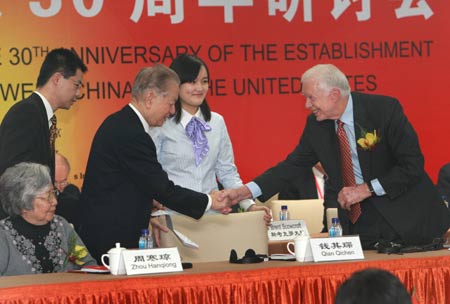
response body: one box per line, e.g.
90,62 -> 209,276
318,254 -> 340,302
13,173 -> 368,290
337,120 -> 361,223
49,115 -> 57,153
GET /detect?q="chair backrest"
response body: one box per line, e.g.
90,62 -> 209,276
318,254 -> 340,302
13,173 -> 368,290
159,211 -> 268,263
270,199 -> 324,234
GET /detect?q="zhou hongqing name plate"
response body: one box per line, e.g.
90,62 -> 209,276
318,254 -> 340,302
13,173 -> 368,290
122,247 -> 183,275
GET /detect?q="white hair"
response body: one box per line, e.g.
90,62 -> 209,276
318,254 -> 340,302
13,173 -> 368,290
0,162 -> 51,216
301,64 -> 350,96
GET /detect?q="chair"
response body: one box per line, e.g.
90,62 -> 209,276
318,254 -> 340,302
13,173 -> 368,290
158,211 -> 268,263
269,199 -> 324,234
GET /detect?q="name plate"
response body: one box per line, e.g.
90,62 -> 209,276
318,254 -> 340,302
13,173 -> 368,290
122,247 -> 183,275
268,220 -> 309,241
310,236 -> 364,262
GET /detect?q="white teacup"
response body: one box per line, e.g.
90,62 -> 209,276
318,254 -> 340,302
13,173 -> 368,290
101,243 -> 127,275
287,236 -> 313,262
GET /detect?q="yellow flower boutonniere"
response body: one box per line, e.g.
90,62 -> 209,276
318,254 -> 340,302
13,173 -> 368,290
68,244 -> 88,265
356,123 -> 381,151
65,232 -> 88,266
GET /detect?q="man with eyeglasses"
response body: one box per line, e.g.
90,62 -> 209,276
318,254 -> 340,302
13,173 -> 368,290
54,152 -> 81,229
0,48 -> 87,219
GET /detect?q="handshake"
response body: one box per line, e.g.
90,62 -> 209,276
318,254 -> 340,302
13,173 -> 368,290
209,186 -> 253,214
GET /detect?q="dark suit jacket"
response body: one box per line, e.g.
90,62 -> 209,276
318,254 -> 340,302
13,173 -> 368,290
437,163 -> 450,201
254,92 -> 450,246
56,184 -> 81,230
79,105 -> 209,261
278,167 -> 318,200
0,93 -> 54,218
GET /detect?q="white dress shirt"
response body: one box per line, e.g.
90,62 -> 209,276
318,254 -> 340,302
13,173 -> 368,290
34,91 -> 54,128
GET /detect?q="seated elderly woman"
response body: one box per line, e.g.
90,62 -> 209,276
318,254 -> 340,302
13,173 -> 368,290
0,162 -> 97,276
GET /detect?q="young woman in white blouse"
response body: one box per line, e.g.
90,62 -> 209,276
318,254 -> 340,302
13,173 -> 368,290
151,54 -> 271,223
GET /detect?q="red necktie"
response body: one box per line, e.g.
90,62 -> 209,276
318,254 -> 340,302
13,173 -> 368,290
337,120 -> 361,223
49,115 -> 57,153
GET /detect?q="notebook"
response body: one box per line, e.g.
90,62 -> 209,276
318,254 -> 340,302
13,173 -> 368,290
159,211 -> 268,263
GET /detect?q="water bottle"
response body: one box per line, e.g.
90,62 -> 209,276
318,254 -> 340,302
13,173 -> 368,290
146,231 -> 154,249
139,229 -> 153,249
279,205 -> 289,221
334,218 -> 343,237
329,217 -> 343,237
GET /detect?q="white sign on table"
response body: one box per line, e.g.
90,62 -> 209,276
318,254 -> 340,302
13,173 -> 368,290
268,219 -> 309,241
121,247 -> 183,275
309,236 -> 364,262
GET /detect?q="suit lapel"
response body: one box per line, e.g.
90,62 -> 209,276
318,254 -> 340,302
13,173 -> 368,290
352,93 -> 372,181
31,93 -> 51,141
123,105 -> 157,151
31,93 -> 55,181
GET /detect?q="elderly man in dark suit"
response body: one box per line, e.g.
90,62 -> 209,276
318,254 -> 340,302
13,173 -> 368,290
224,64 -> 450,249
0,48 -> 87,219
79,64 -> 233,262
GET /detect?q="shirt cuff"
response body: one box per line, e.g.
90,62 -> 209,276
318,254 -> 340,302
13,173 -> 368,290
239,199 -> 255,211
371,179 -> 386,196
205,195 -> 212,212
246,181 -> 261,199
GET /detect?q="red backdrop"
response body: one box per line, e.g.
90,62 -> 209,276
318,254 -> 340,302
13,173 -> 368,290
0,1 -> 448,188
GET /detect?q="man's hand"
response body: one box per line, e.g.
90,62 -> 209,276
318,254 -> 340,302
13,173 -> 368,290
150,217 -> 170,247
443,228 -> 450,245
247,205 -> 272,225
210,190 -> 233,214
337,183 -> 372,210
221,186 -> 253,205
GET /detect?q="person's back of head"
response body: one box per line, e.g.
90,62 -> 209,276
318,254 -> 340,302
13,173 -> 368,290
335,268 -> 412,304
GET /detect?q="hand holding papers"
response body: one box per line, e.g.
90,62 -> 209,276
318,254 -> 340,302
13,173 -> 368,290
164,214 -> 199,249
152,210 -> 199,249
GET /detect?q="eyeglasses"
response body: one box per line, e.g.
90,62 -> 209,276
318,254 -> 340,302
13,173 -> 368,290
36,189 -> 58,203
69,78 -> 84,89
55,180 -> 68,188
